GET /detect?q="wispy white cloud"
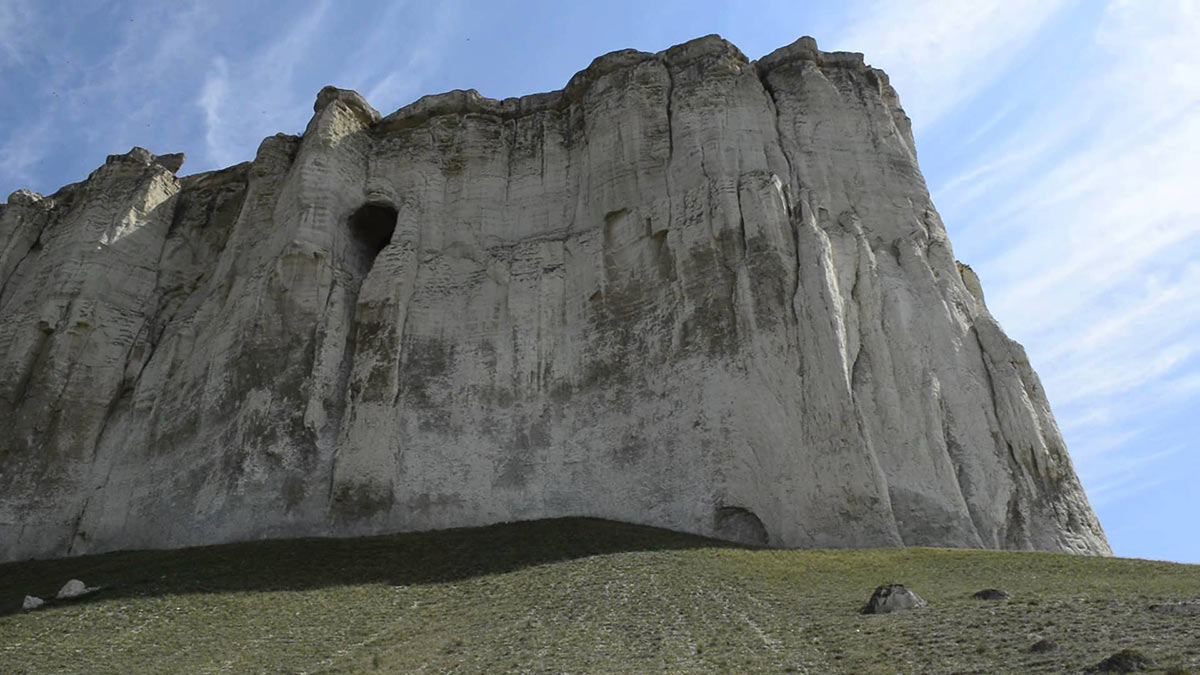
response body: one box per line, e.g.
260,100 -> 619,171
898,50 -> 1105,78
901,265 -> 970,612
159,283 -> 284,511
193,0 -> 331,168
830,0 -> 1073,131
199,57 -> 233,167
0,0 -> 52,191
822,0 -> 1200,519
0,118 -> 52,192
932,1 -> 1200,510
0,0 -> 37,68
1082,440 -> 1186,507
190,0 -> 463,168
1,0 -> 466,196
351,0 -> 464,113
1089,474 -> 1166,508
4,0 -> 222,175
1162,370 -> 1200,399
933,142 -> 1048,214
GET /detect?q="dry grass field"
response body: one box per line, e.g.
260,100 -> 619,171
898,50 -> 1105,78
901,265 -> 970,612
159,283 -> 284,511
2,518 -> 1197,673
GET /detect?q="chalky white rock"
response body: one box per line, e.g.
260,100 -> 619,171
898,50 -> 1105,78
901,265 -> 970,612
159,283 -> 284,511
55,579 -> 95,599
0,35 -> 1108,562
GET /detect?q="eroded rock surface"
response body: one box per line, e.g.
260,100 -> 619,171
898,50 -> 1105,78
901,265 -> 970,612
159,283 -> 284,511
0,35 -> 1109,562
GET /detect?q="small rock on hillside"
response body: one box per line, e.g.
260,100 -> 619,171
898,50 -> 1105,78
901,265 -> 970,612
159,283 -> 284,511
863,584 -> 927,614
1092,649 -> 1154,673
56,579 -> 97,599
1029,639 -> 1057,653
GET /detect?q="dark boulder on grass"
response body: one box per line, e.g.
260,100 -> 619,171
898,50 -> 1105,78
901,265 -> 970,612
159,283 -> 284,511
1029,639 -> 1057,653
1091,649 -> 1154,672
972,588 -> 1011,600
862,584 -> 927,614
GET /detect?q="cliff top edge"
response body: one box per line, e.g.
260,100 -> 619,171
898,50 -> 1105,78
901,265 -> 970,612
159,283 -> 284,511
3,34 -> 880,206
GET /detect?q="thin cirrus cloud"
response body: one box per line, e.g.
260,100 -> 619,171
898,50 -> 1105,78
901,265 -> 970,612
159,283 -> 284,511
194,0 -> 465,171
0,0 -> 466,192
0,0 -> 36,67
197,0 -> 332,169
0,0 -> 50,187
927,2 -> 1200,514
346,1 -> 464,111
0,1 -> 218,192
825,0 -> 1198,537
830,0 -> 1073,131
0,117 -> 50,190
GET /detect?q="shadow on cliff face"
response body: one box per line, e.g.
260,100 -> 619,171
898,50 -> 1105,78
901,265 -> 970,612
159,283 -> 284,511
0,518 -> 744,616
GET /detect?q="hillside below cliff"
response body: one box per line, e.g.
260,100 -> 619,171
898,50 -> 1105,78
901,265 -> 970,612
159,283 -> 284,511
4,519 -> 1195,673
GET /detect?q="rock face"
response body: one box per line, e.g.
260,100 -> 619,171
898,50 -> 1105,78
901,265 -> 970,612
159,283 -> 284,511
0,35 -> 1109,562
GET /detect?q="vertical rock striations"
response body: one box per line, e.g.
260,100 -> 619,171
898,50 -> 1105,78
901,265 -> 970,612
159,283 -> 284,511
0,35 -> 1109,561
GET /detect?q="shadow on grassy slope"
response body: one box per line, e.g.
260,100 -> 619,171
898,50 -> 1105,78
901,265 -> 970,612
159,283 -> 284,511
0,517 -> 742,616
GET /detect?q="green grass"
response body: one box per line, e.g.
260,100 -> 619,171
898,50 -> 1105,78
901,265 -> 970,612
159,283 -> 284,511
2,518 -> 1197,673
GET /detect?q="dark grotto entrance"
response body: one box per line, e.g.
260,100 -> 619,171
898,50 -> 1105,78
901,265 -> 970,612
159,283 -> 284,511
347,203 -> 398,275
335,201 -> 400,412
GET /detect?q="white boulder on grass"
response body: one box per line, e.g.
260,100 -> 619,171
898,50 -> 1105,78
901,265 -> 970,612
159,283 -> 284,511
56,579 -> 98,599
863,584 -> 928,614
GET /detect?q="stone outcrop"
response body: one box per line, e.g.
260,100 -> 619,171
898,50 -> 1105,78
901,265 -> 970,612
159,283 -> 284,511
0,35 -> 1109,562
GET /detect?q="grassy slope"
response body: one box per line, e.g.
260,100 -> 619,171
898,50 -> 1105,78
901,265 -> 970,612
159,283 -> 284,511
1,518 -> 1197,674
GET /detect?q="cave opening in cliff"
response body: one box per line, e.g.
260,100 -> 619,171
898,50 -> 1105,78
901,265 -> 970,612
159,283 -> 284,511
338,202 -> 401,427
348,203 -> 398,265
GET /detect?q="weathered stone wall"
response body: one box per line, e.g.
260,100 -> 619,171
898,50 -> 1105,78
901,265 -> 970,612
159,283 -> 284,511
0,35 -> 1109,561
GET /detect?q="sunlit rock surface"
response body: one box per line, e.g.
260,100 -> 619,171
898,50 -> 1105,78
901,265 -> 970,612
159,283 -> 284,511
0,35 -> 1109,561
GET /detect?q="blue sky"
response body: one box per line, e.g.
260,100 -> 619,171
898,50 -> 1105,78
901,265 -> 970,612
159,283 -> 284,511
2,1 -> 1196,563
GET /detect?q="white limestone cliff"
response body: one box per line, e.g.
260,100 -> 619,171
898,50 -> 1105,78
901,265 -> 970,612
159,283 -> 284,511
0,35 -> 1109,561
